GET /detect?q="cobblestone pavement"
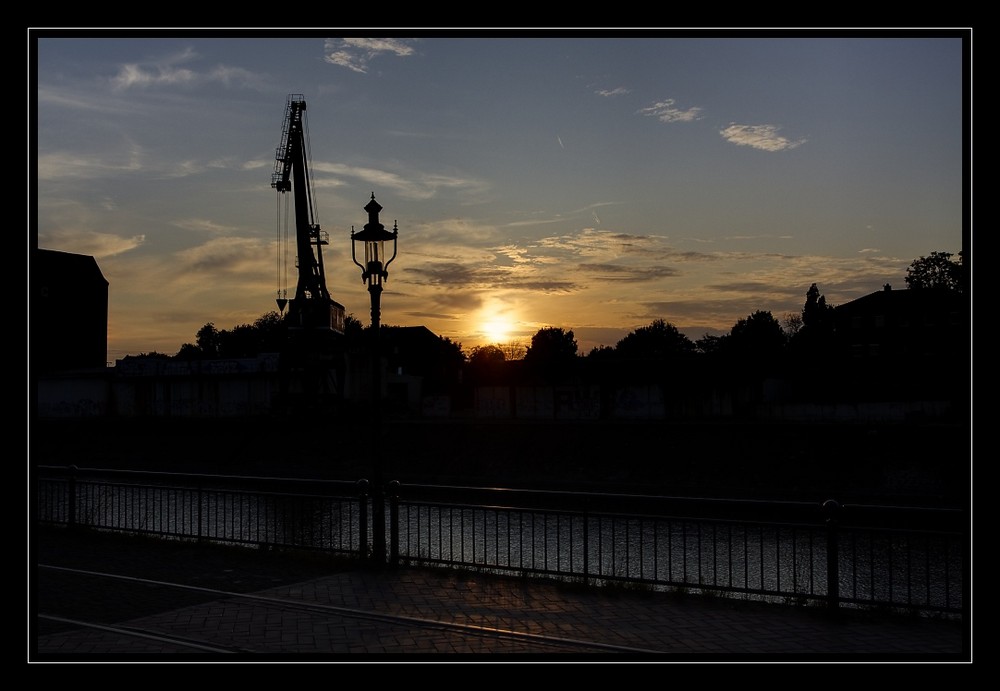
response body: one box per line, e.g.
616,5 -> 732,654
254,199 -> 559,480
30,527 -> 970,663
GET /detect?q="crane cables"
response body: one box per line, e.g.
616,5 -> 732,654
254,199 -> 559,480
301,106 -> 319,229
275,186 -> 290,314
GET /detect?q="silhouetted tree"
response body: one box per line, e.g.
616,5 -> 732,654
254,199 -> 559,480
905,251 -> 964,293
253,311 -> 288,353
196,322 -> 220,357
468,344 -> 506,366
499,340 -> 527,361
523,327 -> 578,382
175,342 -> 202,360
587,344 -> 616,360
782,312 -> 803,338
801,283 -> 835,330
615,319 -> 695,359
423,335 -> 466,394
219,322 -> 262,358
466,344 -> 506,386
725,310 -> 786,362
695,333 -> 727,355
791,283 -> 837,360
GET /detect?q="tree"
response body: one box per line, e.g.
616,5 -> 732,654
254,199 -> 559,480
789,284 -> 836,359
195,322 -> 220,357
695,333 -> 727,355
499,340 -> 527,361
782,312 -> 803,338
523,327 -> 578,382
905,251 -> 964,293
253,311 -> 288,353
466,344 -> 507,386
468,344 -> 506,366
615,319 -> 695,359
587,344 -> 616,360
726,310 -> 786,361
801,283 -> 835,330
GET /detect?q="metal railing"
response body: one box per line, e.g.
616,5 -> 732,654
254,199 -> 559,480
35,466 -> 367,557
34,466 -> 965,617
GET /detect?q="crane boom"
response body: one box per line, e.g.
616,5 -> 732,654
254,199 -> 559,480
272,94 -> 344,333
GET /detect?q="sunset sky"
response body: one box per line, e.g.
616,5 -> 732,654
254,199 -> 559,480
32,31 -> 969,362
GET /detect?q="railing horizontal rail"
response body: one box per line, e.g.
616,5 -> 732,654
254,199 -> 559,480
34,467 -> 965,618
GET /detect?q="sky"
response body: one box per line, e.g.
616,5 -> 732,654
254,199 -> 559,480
32,31 -> 969,362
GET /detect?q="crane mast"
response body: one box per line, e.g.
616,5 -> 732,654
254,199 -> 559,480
272,94 -> 345,333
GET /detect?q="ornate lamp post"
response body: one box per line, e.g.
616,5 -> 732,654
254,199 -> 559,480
351,193 -> 398,564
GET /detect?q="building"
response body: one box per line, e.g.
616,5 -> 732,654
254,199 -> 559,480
33,249 -> 109,373
833,284 -> 965,363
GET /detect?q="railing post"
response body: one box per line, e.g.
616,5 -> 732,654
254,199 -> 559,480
823,499 -> 841,613
197,484 -> 204,541
357,479 -> 370,561
67,465 -> 78,529
388,480 -> 400,567
582,501 -> 590,587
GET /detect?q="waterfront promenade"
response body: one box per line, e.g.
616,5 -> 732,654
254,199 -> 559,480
31,526 -> 968,662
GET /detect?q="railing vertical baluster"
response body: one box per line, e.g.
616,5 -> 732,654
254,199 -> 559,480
197,484 -> 204,541
388,480 -> 400,567
357,480 -> 369,560
67,466 -> 78,529
32,469 -> 963,617
824,499 -> 841,612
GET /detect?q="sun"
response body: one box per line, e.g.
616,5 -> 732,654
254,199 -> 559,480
480,318 -> 512,345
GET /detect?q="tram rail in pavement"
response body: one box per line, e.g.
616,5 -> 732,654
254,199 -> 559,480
31,526 -> 969,661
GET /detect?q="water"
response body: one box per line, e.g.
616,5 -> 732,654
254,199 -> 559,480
37,476 -> 963,613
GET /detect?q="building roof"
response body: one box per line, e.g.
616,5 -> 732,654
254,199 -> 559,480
35,248 -> 109,288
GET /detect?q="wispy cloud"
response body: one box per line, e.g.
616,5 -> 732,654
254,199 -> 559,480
37,230 -> 145,258
311,161 -> 488,201
324,38 -> 416,73
719,124 -> 806,152
596,87 -> 630,97
38,152 -> 142,181
109,47 -> 263,91
174,236 -> 270,274
172,218 -> 243,234
637,99 -> 703,123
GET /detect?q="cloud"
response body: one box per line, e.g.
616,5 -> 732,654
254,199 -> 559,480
324,38 -> 416,73
110,47 -> 263,91
172,218 -> 243,234
38,151 -> 143,181
174,236 -> 269,274
38,230 -> 145,259
719,124 -> 806,152
596,87 -> 630,97
502,202 -> 623,229
577,262 -> 680,282
724,234 -> 794,241
310,161 -> 489,201
637,99 -> 703,123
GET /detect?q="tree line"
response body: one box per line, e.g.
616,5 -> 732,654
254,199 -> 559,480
140,251 -> 964,379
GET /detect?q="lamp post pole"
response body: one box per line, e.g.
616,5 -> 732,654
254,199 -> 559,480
351,194 -> 397,566
368,279 -> 385,564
